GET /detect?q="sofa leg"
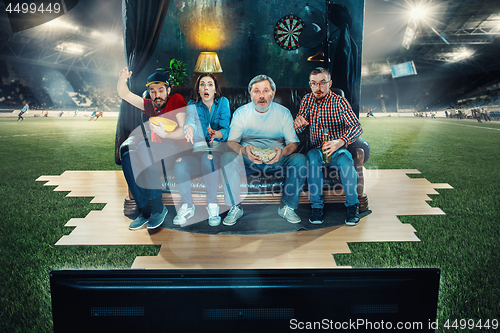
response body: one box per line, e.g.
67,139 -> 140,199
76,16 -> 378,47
358,194 -> 369,212
123,195 -> 139,218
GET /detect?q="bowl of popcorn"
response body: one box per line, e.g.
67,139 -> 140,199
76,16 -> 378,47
251,147 -> 276,163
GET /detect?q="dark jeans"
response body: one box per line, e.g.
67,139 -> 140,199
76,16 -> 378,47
220,151 -> 307,209
307,148 -> 359,208
121,140 -> 184,209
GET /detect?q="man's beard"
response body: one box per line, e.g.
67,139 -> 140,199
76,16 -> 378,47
153,97 -> 167,109
313,90 -> 326,100
253,97 -> 273,112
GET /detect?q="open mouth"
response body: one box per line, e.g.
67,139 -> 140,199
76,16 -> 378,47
204,92 -> 210,98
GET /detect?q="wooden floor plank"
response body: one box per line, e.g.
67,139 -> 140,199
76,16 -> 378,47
38,168 -> 452,269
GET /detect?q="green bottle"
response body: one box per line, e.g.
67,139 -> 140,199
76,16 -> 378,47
322,129 -> 331,163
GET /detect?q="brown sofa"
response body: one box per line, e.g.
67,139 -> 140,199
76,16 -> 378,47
118,86 -> 370,216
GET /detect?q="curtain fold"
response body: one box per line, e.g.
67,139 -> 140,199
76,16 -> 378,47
329,24 -> 359,117
114,0 -> 171,165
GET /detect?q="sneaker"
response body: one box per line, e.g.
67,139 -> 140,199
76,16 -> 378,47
345,204 -> 360,226
278,204 -> 301,224
223,205 -> 243,226
129,213 -> 149,230
147,205 -> 168,229
207,203 -> 221,227
309,208 -> 324,224
173,203 -> 195,225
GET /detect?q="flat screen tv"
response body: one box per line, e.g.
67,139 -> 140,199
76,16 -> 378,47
50,268 -> 440,332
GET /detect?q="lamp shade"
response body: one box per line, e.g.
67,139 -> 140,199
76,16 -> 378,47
194,52 -> 223,73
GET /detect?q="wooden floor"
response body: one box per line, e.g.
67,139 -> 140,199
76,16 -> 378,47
36,169 -> 452,269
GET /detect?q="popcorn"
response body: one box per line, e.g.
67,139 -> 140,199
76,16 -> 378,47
251,147 -> 276,163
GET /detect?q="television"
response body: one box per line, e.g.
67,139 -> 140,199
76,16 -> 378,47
50,268 -> 440,332
391,61 -> 418,78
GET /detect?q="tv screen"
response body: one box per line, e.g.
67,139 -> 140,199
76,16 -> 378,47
50,268 -> 440,332
391,61 -> 417,78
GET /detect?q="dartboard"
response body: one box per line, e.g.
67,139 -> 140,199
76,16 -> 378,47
274,14 -> 305,51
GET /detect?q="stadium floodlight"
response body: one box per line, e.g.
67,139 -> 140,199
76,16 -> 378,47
403,21 -> 417,49
410,6 -> 428,20
101,32 -> 120,44
55,42 -> 85,55
450,48 -> 474,62
44,20 -> 79,33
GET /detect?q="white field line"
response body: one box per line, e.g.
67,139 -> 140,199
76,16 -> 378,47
433,120 -> 500,131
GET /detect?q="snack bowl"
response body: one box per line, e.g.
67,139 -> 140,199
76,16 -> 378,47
251,147 -> 277,163
149,117 -> 177,132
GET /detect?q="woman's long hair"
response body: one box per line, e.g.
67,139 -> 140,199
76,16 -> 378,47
193,73 -> 223,103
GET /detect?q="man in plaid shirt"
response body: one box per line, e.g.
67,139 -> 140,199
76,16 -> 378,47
294,67 -> 363,225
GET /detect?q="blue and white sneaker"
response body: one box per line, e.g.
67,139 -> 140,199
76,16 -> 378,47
207,203 -> 221,227
278,204 -> 301,224
223,205 -> 243,226
173,203 -> 195,225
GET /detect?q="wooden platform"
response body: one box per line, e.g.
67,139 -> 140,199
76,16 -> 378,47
36,169 -> 452,269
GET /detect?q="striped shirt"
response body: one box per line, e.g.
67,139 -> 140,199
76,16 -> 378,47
296,91 -> 362,148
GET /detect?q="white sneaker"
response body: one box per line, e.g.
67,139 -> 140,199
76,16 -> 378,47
223,205 -> 243,226
173,203 -> 195,225
278,204 -> 301,223
207,203 -> 221,227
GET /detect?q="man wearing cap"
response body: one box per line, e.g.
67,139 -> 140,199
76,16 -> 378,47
118,67 -> 187,230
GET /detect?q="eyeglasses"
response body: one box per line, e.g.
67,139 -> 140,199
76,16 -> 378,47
309,80 -> 330,88
251,89 -> 272,96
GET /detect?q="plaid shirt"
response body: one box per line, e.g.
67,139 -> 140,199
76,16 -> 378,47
296,91 -> 362,148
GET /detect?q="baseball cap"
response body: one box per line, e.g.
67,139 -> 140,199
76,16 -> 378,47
146,72 -> 170,87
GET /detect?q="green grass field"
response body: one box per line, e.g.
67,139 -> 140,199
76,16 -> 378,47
0,116 -> 499,332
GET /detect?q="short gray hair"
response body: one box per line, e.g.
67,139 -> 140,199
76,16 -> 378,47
248,75 -> 276,94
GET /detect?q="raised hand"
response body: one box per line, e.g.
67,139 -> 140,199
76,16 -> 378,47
119,67 -> 132,80
294,115 -> 309,129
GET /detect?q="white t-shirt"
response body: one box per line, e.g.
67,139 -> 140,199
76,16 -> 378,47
228,102 -> 299,149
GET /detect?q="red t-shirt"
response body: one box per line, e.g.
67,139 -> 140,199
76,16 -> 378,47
143,93 -> 187,143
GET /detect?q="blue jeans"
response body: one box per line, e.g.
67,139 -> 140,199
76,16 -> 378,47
174,152 -> 221,206
121,140 -> 183,208
220,151 -> 307,209
307,148 -> 359,208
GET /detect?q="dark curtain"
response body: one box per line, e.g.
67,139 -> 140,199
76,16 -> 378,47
114,0 -> 171,165
329,24 -> 360,117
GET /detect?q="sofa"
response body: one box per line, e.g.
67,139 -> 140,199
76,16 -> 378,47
118,86 -> 370,216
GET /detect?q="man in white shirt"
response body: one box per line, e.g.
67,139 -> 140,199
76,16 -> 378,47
221,75 -> 307,225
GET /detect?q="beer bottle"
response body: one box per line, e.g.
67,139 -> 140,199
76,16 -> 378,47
322,129 -> 331,163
